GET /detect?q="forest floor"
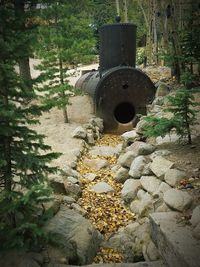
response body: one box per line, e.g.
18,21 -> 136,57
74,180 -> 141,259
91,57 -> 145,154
30,59 -> 200,263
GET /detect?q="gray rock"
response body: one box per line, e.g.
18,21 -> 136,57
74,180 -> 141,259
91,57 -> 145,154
138,192 -> 154,217
193,222 -> 200,240
126,141 -> 156,156
83,158 -> 108,171
89,117 -> 104,132
121,179 -> 141,203
150,156 -> 174,179
152,96 -> 165,106
89,145 -> 117,157
163,189 -> 193,211
118,151 -> 136,168
150,149 -> 171,160
45,207 -> 102,265
91,182 -> 114,193
86,130 -> 95,145
115,143 -> 123,156
71,203 -> 87,216
164,169 -> 187,187
140,176 -> 161,194
72,126 -> 87,139
130,199 -> 141,214
62,166 -> 81,179
50,177 -> 67,194
156,203 -> 171,212
129,156 -> 151,179
153,182 -> 171,198
190,205 -> 200,227
143,240 -> 161,261
137,189 -> 146,200
150,211 -> 200,267
62,196 -> 76,204
83,173 -> 97,182
155,82 -> 170,97
67,176 -> 78,184
121,130 -> 140,146
64,182 -> 82,199
135,118 -> 149,135
114,167 -> 129,183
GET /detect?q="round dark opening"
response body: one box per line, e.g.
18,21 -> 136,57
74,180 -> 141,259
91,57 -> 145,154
114,102 -> 135,123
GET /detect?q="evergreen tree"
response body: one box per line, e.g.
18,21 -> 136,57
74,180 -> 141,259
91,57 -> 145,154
143,88 -> 200,144
35,0 -> 95,123
0,1 -> 60,250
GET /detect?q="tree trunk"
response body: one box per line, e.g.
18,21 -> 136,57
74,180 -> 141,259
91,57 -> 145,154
59,57 -> 69,123
18,57 -> 32,84
15,0 -> 32,89
3,95 -> 12,192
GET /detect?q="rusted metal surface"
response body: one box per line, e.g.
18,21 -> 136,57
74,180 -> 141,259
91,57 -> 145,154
75,23 -> 155,133
99,23 -> 136,74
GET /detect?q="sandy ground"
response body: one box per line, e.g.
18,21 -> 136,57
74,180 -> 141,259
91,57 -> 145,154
30,58 -> 98,168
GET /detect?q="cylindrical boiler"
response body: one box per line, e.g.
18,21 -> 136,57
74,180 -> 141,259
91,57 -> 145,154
75,23 -> 155,133
99,23 -> 137,74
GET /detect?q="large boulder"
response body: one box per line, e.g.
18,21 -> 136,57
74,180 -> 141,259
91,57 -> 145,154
163,189 -> 193,212
164,169 -> 187,187
150,156 -> 174,179
121,130 -> 140,146
126,141 -> 156,156
114,167 -> 129,183
140,176 -> 161,195
45,207 -> 102,265
129,156 -> 151,179
118,151 -> 136,168
121,179 -> 141,203
190,205 -> 200,227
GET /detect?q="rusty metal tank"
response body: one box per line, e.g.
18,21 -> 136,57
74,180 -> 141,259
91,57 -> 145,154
99,23 -> 136,74
75,23 -> 155,133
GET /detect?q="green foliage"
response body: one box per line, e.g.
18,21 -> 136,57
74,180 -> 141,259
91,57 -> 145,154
35,1 -> 95,122
0,184 -> 53,250
143,88 -> 200,144
0,2 -> 60,250
136,47 -> 145,65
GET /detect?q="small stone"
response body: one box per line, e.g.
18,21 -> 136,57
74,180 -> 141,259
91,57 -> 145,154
121,130 -> 140,146
83,173 -> 97,181
137,189 -> 146,200
83,158 -> 108,171
153,182 -> 171,198
91,182 -> 114,193
89,145 -> 117,157
121,179 -> 141,203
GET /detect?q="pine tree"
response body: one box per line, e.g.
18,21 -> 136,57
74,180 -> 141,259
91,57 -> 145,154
35,0 -> 95,123
143,88 -> 200,144
0,1 -> 60,250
